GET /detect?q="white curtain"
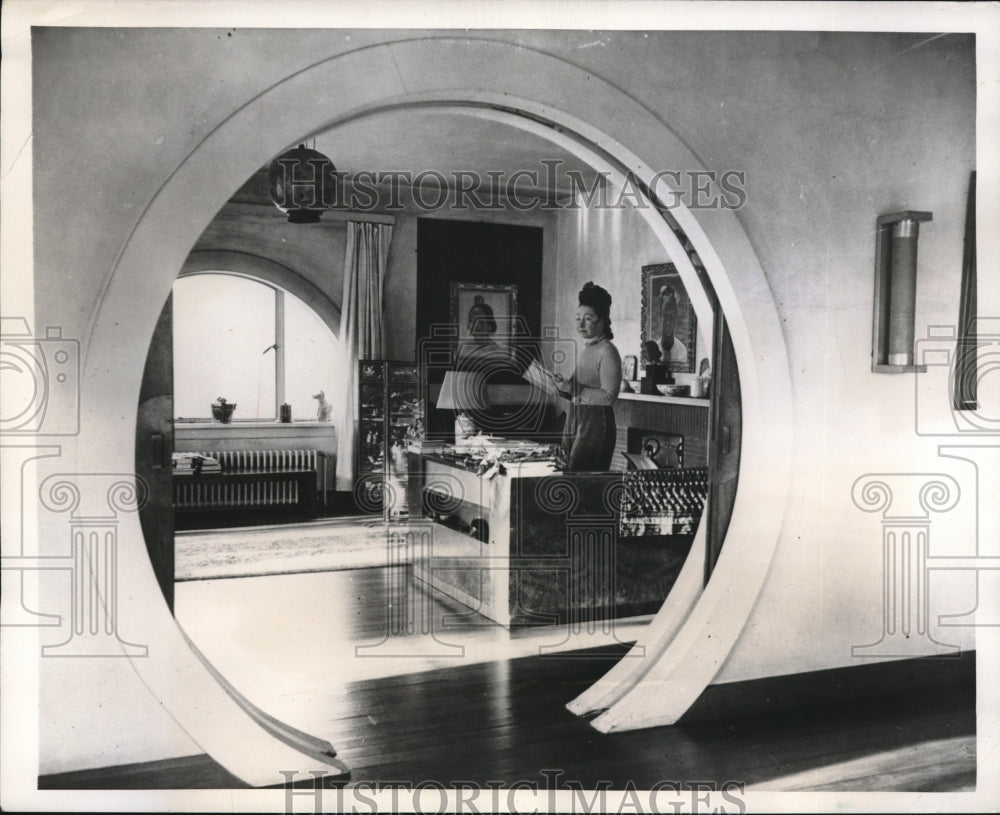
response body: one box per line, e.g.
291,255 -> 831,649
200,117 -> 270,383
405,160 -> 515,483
335,221 -> 393,491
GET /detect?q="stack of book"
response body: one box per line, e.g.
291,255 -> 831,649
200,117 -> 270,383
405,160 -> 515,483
171,453 -> 222,476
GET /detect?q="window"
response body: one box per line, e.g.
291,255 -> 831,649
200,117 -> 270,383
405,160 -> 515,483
173,273 -> 339,421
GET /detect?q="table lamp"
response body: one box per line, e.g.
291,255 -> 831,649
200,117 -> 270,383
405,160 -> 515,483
437,371 -> 490,441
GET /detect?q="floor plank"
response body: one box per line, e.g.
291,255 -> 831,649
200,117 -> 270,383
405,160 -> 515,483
327,645 -> 974,790
42,565 -> 976,791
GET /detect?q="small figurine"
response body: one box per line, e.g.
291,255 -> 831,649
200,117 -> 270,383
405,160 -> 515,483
640,340 -> 670,393
695,357 -> 712,398
407,416 -> 425,440
313,390 -> 332,422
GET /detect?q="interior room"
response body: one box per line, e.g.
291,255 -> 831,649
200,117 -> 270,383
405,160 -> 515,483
8,17 -> 993,806
151,99 -> 726,770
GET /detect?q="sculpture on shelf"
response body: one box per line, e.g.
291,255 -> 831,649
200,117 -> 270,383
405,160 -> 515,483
641,340 -> 660,365
313,390 -> 332,422
639,340 -> 671,394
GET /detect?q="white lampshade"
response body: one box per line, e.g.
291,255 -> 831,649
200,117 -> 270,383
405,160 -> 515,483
436,371 -> 490,411
437,370 -> 491,441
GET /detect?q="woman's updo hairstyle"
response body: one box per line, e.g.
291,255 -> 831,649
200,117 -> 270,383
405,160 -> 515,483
577,281 -> 614,339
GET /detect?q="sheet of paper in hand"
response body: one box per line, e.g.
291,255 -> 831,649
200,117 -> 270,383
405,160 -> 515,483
524,359 -> 559,396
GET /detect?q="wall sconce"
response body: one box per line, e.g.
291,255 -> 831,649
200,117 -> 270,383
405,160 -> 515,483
871,210 -> 932,372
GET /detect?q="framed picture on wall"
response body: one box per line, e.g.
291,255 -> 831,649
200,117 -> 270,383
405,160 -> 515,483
450,282 -> 518,363
640,263 -> 697,374
622,354 -> 639,382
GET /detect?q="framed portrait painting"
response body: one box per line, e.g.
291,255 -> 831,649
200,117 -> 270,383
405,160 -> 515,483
640,263 -> 697,374
449,282 -> 518,360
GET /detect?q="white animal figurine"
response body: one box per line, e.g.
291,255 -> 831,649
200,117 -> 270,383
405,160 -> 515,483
313,390 -> 332,422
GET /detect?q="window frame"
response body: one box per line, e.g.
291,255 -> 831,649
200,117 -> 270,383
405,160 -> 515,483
172,269 -> 338,422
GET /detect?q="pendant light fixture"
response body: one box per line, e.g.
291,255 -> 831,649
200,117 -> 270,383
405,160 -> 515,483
267,142 -> 337,223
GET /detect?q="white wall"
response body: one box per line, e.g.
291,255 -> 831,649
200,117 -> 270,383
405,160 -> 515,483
538,30 -> 980,682
21,27 -> 983,774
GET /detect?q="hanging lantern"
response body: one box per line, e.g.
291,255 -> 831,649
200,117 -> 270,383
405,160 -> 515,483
267,144 -> 337,223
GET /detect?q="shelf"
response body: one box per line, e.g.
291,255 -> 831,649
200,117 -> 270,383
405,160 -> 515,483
174,421 -> 334,428
618,392 -> 711,408
174,422 -> 337,445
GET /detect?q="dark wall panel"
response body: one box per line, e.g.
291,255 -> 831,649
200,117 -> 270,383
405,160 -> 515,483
417,218 -> 544,436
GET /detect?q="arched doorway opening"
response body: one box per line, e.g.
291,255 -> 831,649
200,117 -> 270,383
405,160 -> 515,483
90,38 -> 792,783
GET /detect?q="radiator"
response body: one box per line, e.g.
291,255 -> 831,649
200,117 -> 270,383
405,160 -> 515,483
200,449 -> 321,473
173,449 -> 325,510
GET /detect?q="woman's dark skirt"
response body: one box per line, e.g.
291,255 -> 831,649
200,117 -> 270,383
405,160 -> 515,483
562,404 -> 616,472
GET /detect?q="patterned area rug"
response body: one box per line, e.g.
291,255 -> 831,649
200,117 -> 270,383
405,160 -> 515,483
175,520 -> 411,581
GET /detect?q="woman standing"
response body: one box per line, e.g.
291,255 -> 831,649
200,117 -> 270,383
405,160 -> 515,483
553,282 -> 622,471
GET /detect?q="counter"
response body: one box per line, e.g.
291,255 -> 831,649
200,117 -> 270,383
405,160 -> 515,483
407,452 -> 693,628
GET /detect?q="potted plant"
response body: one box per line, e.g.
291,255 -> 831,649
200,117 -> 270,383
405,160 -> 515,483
211,396 -> 236,423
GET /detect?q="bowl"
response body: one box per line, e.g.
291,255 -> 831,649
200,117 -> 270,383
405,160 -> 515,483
211,402 -> 237,423
656,384 -> 690,397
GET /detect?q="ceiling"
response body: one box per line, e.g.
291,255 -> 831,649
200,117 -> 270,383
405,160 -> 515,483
236,108 -> 604,206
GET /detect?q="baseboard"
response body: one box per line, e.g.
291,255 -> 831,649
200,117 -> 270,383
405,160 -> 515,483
680,650 -> 975,723
39,754 -> 248,790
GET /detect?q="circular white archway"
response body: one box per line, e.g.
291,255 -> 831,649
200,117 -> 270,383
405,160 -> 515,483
85,37 -> 793,781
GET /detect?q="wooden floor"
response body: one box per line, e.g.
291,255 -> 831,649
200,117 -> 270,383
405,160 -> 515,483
318,644 -> 974,791
42,564 -> 977,792
173,564 -> 654,692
